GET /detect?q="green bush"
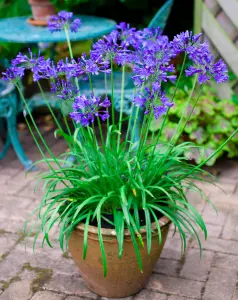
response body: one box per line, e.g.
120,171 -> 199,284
150,84 -> 238,165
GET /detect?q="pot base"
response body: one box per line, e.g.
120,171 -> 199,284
69,217 -> 170,298
27,17 -> 48,27
28,0 -> 56,23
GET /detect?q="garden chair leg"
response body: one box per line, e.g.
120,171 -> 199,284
0,134 -> 11,160
6,98 -> 35,171
0,118 -> 5,137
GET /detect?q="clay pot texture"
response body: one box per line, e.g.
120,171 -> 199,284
28,0 -> 56,21
68,216 -> 170,298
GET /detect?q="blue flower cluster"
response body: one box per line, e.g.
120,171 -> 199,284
2,11 -> 229,126
172,31 -> 229,84
70,94 -> 111,126
48,11 -> 82,33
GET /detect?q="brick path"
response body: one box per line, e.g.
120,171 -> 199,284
0,129 -> 238,300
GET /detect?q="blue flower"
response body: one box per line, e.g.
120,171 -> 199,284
172,31 -> 202,54
70,94 -> 111,126
2,67 -> 25,82
51,80 -> 79,101
153,105 -> 168,119
133,93 -> 147,108
79,53 -> 111,75
11,49 -> 46,71
132,34 -> 177,87
48,11 -> 82,33
185,42 -> 229,84
133,83 -> 173,119
91,31 -> 120,62
56,58 -> 81,79
212,59 -> 229,83
10,49 -> 55,82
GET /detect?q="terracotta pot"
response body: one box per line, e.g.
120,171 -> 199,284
28,0 -> 56,22
69,216 -> 171,298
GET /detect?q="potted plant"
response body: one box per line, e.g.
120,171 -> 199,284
3,11 -> 237,298
28,0 -> 56,25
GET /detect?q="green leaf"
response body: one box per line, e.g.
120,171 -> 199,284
144,207 -> 152,254
83,212 -> 92,260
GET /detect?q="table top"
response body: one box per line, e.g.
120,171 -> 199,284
0,15 -> 116,44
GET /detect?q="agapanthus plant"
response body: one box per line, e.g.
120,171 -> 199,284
3,11 -> 237,278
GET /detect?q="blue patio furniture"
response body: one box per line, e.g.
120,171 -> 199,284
0,15 -> 116,44
0,80 -> 33,170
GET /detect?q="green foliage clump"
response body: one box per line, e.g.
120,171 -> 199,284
150,85 -> 238,165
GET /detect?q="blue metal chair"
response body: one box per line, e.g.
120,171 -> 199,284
0,80 -> 33,170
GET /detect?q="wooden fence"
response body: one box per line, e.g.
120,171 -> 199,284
194,0 -> 238,99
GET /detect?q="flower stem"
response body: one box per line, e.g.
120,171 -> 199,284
16,83 -> 69,187
64,27 -> 74,59
104,73 -> 110,129
129,106 -> 140,152
117,65 -> 125,151
170,75 -> 198,144
124,87 -> 136,150
156,76 -> 198,169
146,76 -> 198,185
110,58 -> 115,126
140,109 -> 153,154
148,53 -> 188,161
88,74 -> 105,147
58,100 -> 72,136
97,117 -> 105,147
129,84 -> 145,151
37,82 -> 63,132
173,83 -> 203,145
64,27 -> 80,91
37,81 -> 78,160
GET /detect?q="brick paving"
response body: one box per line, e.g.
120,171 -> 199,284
0,129 -> 238,300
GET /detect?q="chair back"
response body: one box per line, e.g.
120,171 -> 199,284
148,0 -> 174,30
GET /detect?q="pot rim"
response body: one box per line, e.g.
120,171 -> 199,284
75,215 -> 171,237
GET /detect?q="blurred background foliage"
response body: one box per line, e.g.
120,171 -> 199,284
150,76 -> 238,165
0,0 -> 193,60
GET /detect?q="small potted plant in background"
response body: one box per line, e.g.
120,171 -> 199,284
28,0 -> 56,25
3,11 -> 237,298
27,0 -> 80,26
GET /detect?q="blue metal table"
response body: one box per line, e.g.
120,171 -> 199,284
0,15 -> 116,43
0,15 -> 116,170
